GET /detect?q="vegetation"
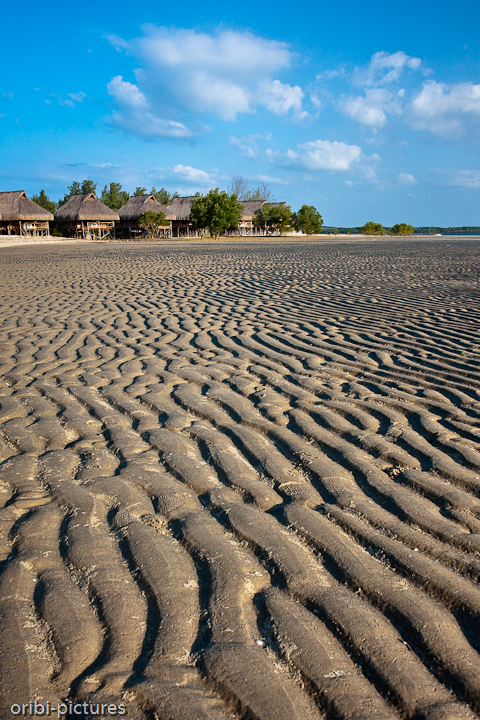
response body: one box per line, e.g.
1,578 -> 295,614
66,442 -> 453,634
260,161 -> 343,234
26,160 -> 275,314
137,210 -> 167,237
228,176 -> 275,202
391,223 -> 414,235
294,205 -> 323,235
31,190 -> 56,213
58,179 -> 97,206
151,187 -> 179,206
190,188 -> 243,239
254,203 -> 292,235
360,221 -> 384,235
101,183 -> 129,211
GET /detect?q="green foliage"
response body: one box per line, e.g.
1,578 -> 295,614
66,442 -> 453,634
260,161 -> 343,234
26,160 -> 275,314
150,186 -> 179,206
137,210 -> 168,237
32,189 -> 56,213
67,181 -> 82,197
101,183 -> 129,211
294,205 -> 323,235
254,203 -> 292,235
81,179 -> 96,195
392,223 -> 414,236
360,221 -> 384,235
189,188 -> 243,239
133,186 -> 148,196
58,179 -> 96,206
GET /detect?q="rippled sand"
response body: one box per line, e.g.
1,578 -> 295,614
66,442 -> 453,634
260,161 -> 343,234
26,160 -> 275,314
1,238 -> 480,720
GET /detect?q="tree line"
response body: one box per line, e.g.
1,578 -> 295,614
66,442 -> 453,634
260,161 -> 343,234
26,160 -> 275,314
32,181 -> 181,212
30,177 -> 417,238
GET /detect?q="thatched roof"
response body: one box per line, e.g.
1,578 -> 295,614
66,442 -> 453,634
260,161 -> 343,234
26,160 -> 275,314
167,196 -> 199,222
118,195 -> 175,222
0,191 -> 54,221
54,194 -> 119,222
240,201 -> 264,220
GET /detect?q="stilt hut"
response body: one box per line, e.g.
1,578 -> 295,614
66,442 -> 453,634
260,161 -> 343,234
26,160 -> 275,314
0,191 -> 54,236
117,195 -> 175,239
238,201 -> 265,235
167,196 -> 199,237
54,194 -> 119,240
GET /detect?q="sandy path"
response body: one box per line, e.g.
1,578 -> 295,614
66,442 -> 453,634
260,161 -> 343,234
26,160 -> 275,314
0,238 -> 479,719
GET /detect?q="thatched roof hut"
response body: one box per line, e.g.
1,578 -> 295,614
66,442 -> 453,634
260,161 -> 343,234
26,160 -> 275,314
166,196 -> 201,237
117,195 -> 175,239
167,196 -> 197,222
55,194 -> 119,222
0,191 -> 54,236
239,201 -> 264,220
54,194 -> 119,239
118,195 -> 175,221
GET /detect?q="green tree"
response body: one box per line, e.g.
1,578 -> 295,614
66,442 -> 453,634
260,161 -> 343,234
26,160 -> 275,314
133,186 -> 148,196
392,223 -> 414,236
32,190 -> 56,213
190,188 -> 243,239
150,187 -> 180,206
360,221 -> 384,235
58,179 -> 96,207
294,205 -> 323,235
137,210 -> 168,237
81,179 -> 96,195
101,183 -> 129,211
254,203 -> 292,235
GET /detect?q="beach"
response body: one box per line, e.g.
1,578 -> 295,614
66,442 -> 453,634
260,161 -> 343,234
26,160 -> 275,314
0,237 -> 479,719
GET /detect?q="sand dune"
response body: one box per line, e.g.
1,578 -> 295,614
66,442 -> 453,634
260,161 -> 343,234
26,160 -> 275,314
0,238 -> 479,719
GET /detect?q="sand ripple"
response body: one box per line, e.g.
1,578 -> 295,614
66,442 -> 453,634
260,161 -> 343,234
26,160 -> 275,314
0,239 -> 480,719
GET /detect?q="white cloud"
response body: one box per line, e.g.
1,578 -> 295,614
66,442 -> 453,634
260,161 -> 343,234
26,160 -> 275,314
229,133 -> 272,158
258,79 -> 307,119
266,139 -> 364,171
354,51 -> 423,87
410,80 -> 480,136
173,164 -> 210,182
255,174 -> 289,185
340,88 -> 403,126
107,76 -> 192,139
106,27 -> 306,139
67,91 -> 87,104
399,172 -> 416,185
449,170 -> 480,188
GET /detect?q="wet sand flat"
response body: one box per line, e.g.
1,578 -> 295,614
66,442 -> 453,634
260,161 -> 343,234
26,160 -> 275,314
0,238 -> 480,719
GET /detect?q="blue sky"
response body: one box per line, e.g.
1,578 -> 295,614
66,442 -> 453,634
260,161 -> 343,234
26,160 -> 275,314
1,0 -> 479,226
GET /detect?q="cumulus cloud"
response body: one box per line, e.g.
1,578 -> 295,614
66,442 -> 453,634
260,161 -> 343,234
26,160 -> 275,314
106,26 -> 305,139
340,88 -> 403,126
398,172 -> 416,185
410,80 -> 480,136
259,79 -> 307,119
266,139 -> 364,171
107,76 -> 192,139
354,51 -> 423,87
173,164 -> 210,182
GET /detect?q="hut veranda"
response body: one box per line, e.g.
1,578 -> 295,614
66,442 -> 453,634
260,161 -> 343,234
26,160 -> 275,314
0,191 -> 54,236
